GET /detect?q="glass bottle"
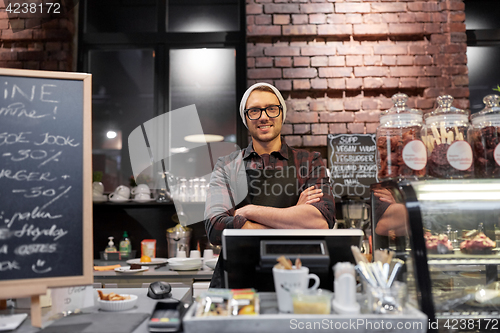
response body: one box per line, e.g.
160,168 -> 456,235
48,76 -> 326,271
470,94 -> 500,178
105,236 -> 117,253
376,93 -> 426,181
119,231 -> 132,259
423,95 -> 473,179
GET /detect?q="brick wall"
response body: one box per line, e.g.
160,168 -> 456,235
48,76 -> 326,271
0,1 -> 75,71
246,0 -> 469,148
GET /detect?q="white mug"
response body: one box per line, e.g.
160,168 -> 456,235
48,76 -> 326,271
114,185 -> 130,199
203,249 -> 214,261
93,182 -> 104,195
190,250 -> 201,259
132,184 -> 150,195
176,250 -> 186,258
273,266 -> 320,313
109,192 -> 128,201
134,193 -> 150,200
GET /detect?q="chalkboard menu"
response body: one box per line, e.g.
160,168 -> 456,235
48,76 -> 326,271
327,134 -> 378,200
0,69 -> 92,298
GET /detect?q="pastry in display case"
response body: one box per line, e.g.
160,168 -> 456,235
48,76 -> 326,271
371,179 -> 500,331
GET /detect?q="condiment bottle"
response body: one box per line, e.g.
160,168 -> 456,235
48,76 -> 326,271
423,95 -> 473,178
119,231 -> 132,258
376,93 -> 426,181
470,94 -> 500,178
105,236 -> 117,252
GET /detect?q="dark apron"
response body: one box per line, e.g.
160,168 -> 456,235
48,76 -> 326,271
210,148 -> 299,288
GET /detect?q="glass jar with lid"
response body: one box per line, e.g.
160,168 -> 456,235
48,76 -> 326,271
376,93 -> 427,181
470,94 -> 500,178
423,95 -> 473,178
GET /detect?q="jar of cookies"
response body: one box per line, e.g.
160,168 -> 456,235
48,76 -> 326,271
376,93 -> 427,181
470,94 -> 500,178
423,95 -> 473,178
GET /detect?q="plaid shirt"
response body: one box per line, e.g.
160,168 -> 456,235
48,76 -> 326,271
204,138 -> 335,245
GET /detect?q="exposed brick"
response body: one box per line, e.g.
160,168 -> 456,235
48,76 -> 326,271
409,45 -> 426,55
281,124 -> 293,135
283,25 -> 316,36
425,66 -> 442,76
450,12 -> 466,22
309,14 -> 326,24
354,66 -> 389,77
264,4 -> 300,14
388,23 -> 424,35
443,43 -> 466,54
399,13 -> 416,23
363,13 -> 382,24
310,99 -> 326,111
286,111 -> 319,123
417,77 -> 436,88
311,78 -> 327,90
363,78 -> 384,89
247,57 -> 255,68
293,79 -> 311,90
319,67 -> 353,78
300,45 -> 336,56
415,55 -> 433,66
373,44 -> 407,55
329,123 -> 347,134
247,44 -> 265,57
274,79 -> 292,91
449,23 -> 466,33
317,24 -> 352,35
337,45 -> 372,55
346,55 -> 362,67
348,123 -> 365,134
276,57 -> 293,67
285,135 -> 303,147
450,32 -> 467,43
300,3 -> 334,14
366,123 -> 378,134
247,4 -> 263,15
294,124 -> 311,134
436,77 -> 452,88
335,3 -> 370,14
303,135 -> 327,147
320,111 -> 354,122
292,14 -> 308,25
400,77 -> 417,88
328,56 -> 345,67
446,87 -> 469,98
311,123 -> 328,135
415,98 -> 435,110
345,14 -> 363,24
355,111 -> 382,122
284,68 -> 317,79
265,46 -> 300,56
17,51 -> 44,61
290,99 -> 311,112
430,34 -> 449,44
345,99 -> 361,111
256,57 -> 273,67
311,56 -> 328,67
273,14 -> 290,25
453,75 -> 469,86
327,78 -> 346,90
414,12 -> 432,23
248,68 -> 282,79
346,78 -> 363,90
353,23 -> 388,35
362,99 -> 379,110
0,50 -> 15,61
1,30 -> 33,40
424,23 -> 441,34
382,78 -> 400,89
441,1 -> 465,11
390,66 -> 425,77
423,88 -> 441,98
370,3 -> 407,13
454,98 -> 470,110
364,55 -> 381,66
247,25 -> 281,36
397,55 -> 414,66
408,2 -> 439,12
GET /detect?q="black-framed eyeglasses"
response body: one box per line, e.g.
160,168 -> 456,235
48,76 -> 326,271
245,105 -> 282,120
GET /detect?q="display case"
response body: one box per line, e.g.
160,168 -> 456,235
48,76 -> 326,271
371,179 -> 500,331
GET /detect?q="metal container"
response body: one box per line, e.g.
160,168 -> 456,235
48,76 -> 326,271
166,223 -> 192,258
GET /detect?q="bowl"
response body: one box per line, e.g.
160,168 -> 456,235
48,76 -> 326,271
291,289 -> 332,314
204,258 -> 218,270
98,294 -> 138,311
168,258 -> 202,265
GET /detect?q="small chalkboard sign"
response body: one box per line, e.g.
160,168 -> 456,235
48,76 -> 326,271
327,134 -> 378,200
0,69 -> 92,316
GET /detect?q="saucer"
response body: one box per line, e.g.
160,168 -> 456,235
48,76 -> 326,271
109,196 -> 129,202
114,266 -> 148,274
132,198 -> 155,203
93,195 -> 107,203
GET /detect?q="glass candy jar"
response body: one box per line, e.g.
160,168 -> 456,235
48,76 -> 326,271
471,95 -> 500,178
376,93 -> 427,181
423,95 -> 473,179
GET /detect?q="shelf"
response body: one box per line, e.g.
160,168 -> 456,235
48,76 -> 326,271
427,253 -> 500,266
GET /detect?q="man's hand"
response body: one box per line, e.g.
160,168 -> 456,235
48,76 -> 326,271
297,186 -> 323,205
241,220 -> 271,229
235,205 -> 255,219
373,189 -> 396,204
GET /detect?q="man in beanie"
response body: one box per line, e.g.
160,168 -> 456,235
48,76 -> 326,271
204,83 -> 335,287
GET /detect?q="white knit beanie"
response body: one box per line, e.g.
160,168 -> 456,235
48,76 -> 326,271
239,82 -> 287,129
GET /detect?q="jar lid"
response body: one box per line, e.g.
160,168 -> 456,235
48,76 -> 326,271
424,95 -> 469,121
379,93 -> 423,125
471,94 -> 500,124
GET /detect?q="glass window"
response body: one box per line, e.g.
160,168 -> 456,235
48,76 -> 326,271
90,49 -> 155,191
467,46 -> 500,112
86,0 -> 157,33
465,0 -> 500,30
167,0 -> 239,32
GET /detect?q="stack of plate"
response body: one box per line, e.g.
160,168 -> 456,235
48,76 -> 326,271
168,258 -> 202,271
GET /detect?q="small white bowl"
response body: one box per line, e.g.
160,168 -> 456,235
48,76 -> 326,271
204,258 -> 218,270
98,294 -> 138,311
168,258 -> 202,265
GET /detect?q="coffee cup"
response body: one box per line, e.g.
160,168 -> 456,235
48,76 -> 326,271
176,250 -> 186,258
113,185 -> 130,199
109,192 -> 128,201
132,184 -> 150,195
93,182 -> 104,195
272,266 -> 320,313
134,193 -> 150,201
190,250 -> 201,259
203,249 -> 214,261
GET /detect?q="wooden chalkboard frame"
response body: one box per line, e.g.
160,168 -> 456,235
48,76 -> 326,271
0,69 -> 93,304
